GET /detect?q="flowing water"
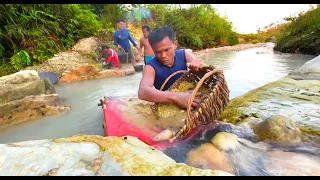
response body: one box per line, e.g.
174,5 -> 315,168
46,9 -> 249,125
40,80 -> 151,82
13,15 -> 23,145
0,43 -> 318,176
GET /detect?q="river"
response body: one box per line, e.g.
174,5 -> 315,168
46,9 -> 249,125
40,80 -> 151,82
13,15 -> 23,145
0,43 -> 315,144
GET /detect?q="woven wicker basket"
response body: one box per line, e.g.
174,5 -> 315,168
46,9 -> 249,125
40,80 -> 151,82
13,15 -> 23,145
150,65 -> 230,142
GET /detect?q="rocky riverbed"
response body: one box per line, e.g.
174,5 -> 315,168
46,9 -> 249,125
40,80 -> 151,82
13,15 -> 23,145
1,55 -> 319,176
0,135 -> 232,176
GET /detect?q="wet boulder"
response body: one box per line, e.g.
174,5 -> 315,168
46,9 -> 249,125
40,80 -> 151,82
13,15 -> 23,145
0,135 -> 233,176
253,115 -> 302,144
287,55 -> 320,80
0,70 -> 69,130
211,132 -> 240,152
0,94 -> 70,130
0,70 -> 46,104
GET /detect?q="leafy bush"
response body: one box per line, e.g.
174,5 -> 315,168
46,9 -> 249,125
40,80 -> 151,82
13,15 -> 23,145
146,4 -> 239,49
274,5 -> 320,55
0,4 -> 102,75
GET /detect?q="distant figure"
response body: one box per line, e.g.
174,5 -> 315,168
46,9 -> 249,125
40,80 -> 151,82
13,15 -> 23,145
102,45 -> 120,69
113,18 -> 140,67
139,25 -> 155,65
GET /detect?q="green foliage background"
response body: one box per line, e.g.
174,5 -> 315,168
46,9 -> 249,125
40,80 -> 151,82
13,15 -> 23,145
0,4 -> 317,77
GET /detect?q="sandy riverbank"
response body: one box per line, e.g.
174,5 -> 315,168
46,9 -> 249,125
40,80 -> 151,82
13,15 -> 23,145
192,43 -> 267,56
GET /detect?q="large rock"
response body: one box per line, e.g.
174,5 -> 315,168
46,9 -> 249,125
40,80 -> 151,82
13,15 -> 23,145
186,143 -> 234,174
253,115 -> 302,144
287,55 -> 320,80
0,94 -> 70,130
219,55 -> 320,145
0,135 -> 233,176
43,78 -> 56,94
0,70 -> 68,130
0,70 -> 45,104
219,76 -> 320,144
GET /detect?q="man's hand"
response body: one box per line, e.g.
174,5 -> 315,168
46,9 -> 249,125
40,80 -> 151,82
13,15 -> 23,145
187,59 -> 206,71
117,45 -> 121,49
173,90 -> 202,109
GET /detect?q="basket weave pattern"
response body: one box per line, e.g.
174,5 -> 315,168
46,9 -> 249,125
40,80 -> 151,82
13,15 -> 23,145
151,65 -> 230,142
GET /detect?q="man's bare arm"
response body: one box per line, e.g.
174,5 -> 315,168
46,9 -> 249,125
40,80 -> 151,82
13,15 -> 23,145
138,65 -> 177,103
138,64 -> 202,108
139,38 -> 144,56
139,38 -> 144,49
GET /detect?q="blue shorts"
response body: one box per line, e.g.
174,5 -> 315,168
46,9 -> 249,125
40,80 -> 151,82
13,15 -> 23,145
144,55 -> 155,65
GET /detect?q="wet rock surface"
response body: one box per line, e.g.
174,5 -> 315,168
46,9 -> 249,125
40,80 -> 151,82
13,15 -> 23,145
0,70 -> 69,130
218,57 -> 320,143
0,135 -> 233,176
253,115 -> 302,145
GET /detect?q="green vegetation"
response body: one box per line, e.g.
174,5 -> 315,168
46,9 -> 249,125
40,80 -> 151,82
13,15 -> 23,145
1,4 -> 318,77
0,4 -> 127,76
146,4 -> 239,49
238,22 -> 287,44
0,4 -> 241,76
274,5 -> 320,55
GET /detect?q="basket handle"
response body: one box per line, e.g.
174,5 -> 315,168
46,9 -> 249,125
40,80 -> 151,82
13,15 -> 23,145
186,68 -> 222,125
159,70 -> 188,91
159,63 -> 209,91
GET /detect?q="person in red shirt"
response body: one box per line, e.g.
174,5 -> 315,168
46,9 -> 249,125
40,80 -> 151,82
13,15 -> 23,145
102,45 -> 121,69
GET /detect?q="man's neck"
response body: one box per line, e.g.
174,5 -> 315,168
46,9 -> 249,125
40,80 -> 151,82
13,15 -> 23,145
166,59 -> 175,68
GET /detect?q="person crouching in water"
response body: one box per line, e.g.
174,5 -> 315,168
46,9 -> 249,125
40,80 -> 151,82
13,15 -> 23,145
101,45 -> 121,69
139,25 -> 155,65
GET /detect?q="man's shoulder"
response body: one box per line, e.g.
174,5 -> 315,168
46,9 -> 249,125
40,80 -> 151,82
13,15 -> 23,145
123,28 -> 129,33
175,49 -> 186,57
147,56 -> 158,65
144,64 -> 156,74
175,49 -> 185,53
140,37 -> 147,44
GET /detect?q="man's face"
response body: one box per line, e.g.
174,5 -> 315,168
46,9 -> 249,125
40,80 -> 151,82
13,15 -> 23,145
151,36 -> 177,67
142,29 -> 150,38
118,21 -> 125,30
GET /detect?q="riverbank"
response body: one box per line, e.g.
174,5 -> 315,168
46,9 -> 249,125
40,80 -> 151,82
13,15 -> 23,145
192,43 -> 266,56
24,36 -> 267,84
